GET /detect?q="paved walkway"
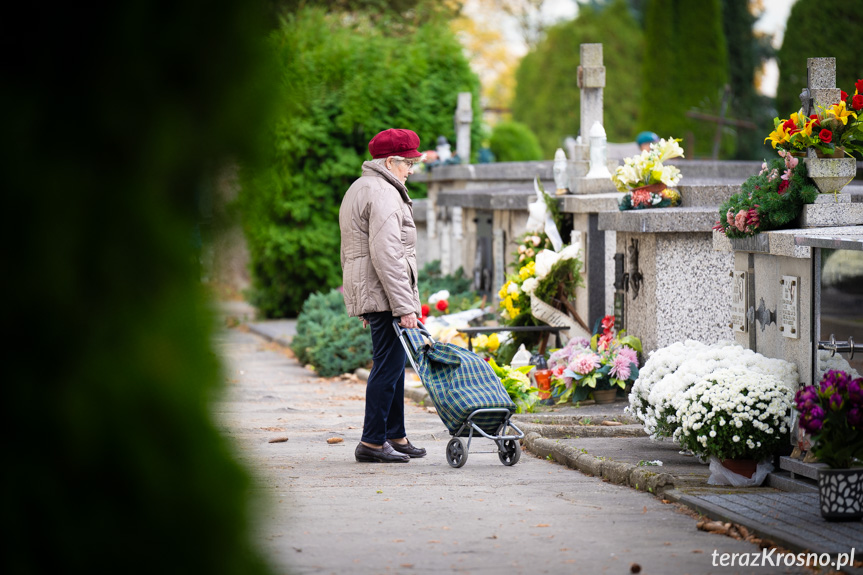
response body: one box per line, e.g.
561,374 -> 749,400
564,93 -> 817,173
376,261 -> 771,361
227,320 -> 829,575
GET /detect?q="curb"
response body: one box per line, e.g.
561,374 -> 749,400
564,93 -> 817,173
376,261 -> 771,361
522,432 -> 675,495
516,422 -> 647,438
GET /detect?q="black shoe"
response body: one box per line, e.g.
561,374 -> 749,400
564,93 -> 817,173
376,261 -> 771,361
386,439 -> 427,458
355,442 -> 410,463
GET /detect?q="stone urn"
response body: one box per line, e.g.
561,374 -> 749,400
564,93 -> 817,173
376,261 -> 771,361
805,148 -> 856,195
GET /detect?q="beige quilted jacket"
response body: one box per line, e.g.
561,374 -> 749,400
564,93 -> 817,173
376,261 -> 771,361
339,161 -> 421,319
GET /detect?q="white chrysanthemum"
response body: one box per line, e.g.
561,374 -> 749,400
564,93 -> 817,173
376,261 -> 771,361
521,277 -> 538,295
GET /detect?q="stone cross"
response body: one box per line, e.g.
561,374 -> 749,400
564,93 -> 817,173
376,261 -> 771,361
577,44 -> 605,147
455,92 -> 472,163
805,58 -> 841,115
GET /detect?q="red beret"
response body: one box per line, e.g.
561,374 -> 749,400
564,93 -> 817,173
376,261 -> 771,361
368,129 -> 422,159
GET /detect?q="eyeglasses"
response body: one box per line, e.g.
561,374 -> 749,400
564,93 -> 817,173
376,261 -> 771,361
398,159 -> 419,168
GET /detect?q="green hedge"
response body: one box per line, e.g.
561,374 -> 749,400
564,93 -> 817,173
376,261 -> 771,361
488,121 -> 544,162
239,6 -> 481,318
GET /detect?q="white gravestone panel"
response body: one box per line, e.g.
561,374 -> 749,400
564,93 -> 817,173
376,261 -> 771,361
730,270 -> 748,333
780,275 -> 800,339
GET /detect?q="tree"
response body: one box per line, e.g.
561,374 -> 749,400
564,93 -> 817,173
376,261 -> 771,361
5,1 -> 276,573
720,0 -> 765,159
640,0 -> 729,158
511,0 -> 644,157
240,6 -> 481,317
775,0 -> 863,121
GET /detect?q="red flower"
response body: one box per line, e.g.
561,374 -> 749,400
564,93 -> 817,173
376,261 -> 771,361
777,180 -> 789,195
856,79 -> 863,94
435,299 -> 448,312
601,315 -> 615,332
853,94 -> 863,111
810,114 -> 820,128
421,304 -> 430,316
819,129 -> 832,143
841,90 -> 849,101
782,118 -> 796,131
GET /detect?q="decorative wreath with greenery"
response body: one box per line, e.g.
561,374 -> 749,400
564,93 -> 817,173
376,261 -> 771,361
715,152 -> 817,238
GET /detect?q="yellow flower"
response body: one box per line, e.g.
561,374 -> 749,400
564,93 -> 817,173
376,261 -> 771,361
471,334 -> 489,350
801,119 -> 815,137
764,123 -> 790,148
518,260 -> 536,281
498,281 -> 510,300
504,296 -> 519,318
825,100 -> 857,126
487,333 -> 500,352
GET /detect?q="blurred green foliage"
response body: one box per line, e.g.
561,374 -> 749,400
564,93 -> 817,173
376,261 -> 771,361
4,1 -> 276,574
640,0 -> 729,158
239,5 -> 481,318
721,0 -> 774,160
776,0 -> 863,131
291,290 -> 374,376
512,0 -> 643,156
488,121 -> 544,162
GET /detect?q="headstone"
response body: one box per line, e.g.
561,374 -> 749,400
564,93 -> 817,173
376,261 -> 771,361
455,92 -> 472,163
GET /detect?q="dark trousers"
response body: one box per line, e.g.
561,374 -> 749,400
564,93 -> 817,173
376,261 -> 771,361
361,311 -> 407,445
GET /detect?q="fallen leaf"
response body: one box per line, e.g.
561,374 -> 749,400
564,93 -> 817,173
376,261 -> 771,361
262,426 -> 285,432
327,437 -> 344,444
642,506 -> 647,514
392,539 -> 404,543
601,420 -> 624,426
692,549 -> 703,554
268,437 -> 289,443
428,540 -> 440,544
399,564 -> 413,568
533,524 -> 550,528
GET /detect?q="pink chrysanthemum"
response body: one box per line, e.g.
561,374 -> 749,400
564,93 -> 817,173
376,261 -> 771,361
569,353 -> 601,375
609,354 -> 632,381
616,346 -> 638,367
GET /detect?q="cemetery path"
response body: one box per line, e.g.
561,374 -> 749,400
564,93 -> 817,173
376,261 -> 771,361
214,327 -> 811,575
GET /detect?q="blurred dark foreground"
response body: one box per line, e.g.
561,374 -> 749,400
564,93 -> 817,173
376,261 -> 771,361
2,2 -> 278,574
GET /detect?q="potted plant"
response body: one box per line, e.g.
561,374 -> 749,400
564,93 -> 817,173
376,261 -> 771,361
487,358 -> 540,414
795,369 -> 863,521
764,79 -> 862,195
548,315 -> 641,404
675,367 -> 794,484
612,137 -> 684,211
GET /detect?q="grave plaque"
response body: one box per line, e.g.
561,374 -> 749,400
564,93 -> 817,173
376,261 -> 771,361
729,270 -> 747,333
780,275 -> 799,339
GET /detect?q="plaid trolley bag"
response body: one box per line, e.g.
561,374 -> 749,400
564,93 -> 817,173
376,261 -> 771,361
393,320 -> 524,468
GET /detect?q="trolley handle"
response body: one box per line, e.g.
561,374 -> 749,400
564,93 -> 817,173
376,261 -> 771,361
392,318 -> 434,374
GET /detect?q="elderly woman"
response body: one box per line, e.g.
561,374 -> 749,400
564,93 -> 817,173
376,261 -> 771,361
339,128 -> 427,463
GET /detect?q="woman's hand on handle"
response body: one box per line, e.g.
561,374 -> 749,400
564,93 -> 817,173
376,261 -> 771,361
399,314 -> 418,329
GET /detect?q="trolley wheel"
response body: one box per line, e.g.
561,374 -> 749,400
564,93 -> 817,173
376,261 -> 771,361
498,438 -> 521,466
446,437 -> 468,468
